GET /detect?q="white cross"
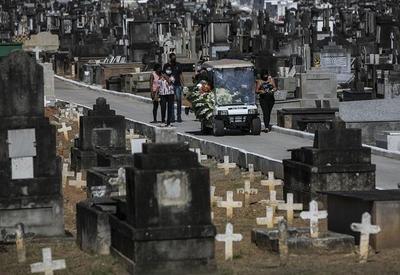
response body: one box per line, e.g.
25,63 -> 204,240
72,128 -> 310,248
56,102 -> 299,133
69,172 -> 86,188
259,190 -> 284,212
194,148 -> 207,163
30,247 -> 66,275
277,193 -> 303,225
241,164 -> 261,182
300,200 -> 328,238
126,129 -> 140,140
261,171 -> 283,192
210,185 -> 222,205
62,163 -> 75,187
15,223 -> 26,263
217,156 -> 236,175
215,223 -> 243,260
256,206 -> 283,228
108,167 -> 126,196
236,180 -> 258,205
351,212 -> 381,263
217,191 -> 242,219
57,123 -> 72,141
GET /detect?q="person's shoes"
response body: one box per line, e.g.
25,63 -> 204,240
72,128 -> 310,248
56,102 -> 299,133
263,129 -> 270,133
161,120 -> 166,124
177,119 -> 183,123
171,120 -> 176,123
150,120 -> 157,124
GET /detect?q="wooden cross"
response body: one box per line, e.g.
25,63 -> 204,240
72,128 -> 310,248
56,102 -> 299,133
278,219 -> 289,265
215,223 -> 243,260
261,171 -> 283,192
351,212 -> 381,263
259,190 -> 284,212
256,206 -> 283,228
236,180 -> 258,205
210,185 -> 222,205
217,191 -> 242,219
57,123 -> 72,141
30,247 -> 66,275
241,164 -> 261,182
15,223 -> 26,263
62,163 -> 75,187
277,193 -> 303,225
217,156 -> 236,175
300,200 -> 328,238
69,172 -> 86,189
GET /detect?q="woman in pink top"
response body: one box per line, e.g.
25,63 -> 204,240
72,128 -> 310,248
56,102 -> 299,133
150,63 -> 162,123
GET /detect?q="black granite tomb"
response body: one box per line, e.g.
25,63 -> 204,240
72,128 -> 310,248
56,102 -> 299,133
109,143 -> 216,274
283,118 -> 376,206
0,51 -> 64,241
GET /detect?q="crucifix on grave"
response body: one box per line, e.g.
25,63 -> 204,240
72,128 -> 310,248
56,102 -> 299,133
210,185 -> 222,205
215,223 -> 243,260
69,172 -> 86,189
259,190 -> 284,212
30,247 -> 66,275
351,212 -> 381,264
261,171 -> 283,192
256,206 -> 284,228
57,123 -> 72,141
236,180 -> 258,205
217,191 -> 242,219
277,193 -> 303,225
62,163 -> 75,187
126,129 -> 140,140
241,164 -> 261,182
300,200 -> 328,238
217,156 -> 236,175
192,148 -> 207,163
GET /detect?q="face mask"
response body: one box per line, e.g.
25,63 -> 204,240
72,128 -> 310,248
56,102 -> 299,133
166,69 -> 172,75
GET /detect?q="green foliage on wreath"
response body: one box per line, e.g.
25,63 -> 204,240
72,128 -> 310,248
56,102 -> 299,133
187,85 -> 215,122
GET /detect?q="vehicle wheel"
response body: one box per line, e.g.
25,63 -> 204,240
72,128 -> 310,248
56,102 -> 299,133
201,121 -> 211,135
213,119 -> 225,136
250,117 -> 261,135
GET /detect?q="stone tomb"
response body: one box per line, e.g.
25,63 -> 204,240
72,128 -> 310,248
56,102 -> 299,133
109,143 -> 216,274
71,97 -> 127,174
321,190 -> 400,250
86,167 -> 125,198
283,118 -> 376,206
0,51 -> 64,240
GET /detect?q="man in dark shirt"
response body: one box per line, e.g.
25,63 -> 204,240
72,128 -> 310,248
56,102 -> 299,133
163,53 -> 184,123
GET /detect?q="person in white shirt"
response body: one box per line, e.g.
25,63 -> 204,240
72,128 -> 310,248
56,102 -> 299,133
158,72 -> 175,126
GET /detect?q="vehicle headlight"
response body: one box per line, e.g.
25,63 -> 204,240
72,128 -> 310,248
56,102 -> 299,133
218,110 -> 228,116
248,109 -> 258,115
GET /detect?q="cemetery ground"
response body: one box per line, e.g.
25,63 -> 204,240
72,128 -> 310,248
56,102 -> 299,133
1,107 -> 400,275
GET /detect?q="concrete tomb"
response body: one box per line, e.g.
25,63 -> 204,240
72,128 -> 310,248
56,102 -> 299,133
0,51 -> 64,241
283,117 -> 376,206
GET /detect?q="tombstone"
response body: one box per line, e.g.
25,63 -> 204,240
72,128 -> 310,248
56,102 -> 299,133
376,131 -> 400,152
0,51 -> 64,241
277,193 -> 303,225
70,97 -> 127,174
108,143 -> 216,274
283,116 -> 376,206
319,42 -> 353,84
40,63 -> 56,107
30,247 -> 66,275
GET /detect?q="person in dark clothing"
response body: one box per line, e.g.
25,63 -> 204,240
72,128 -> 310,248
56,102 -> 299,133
256,72 -> 277,132
163,53 -> 184,123
150,63 -> 162,123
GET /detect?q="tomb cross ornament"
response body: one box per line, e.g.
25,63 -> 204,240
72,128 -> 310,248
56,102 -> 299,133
215,223 -> 243,260
256,206 -> 283,228
217,191 -> 242,219
217,156 -> 236,175
351,212 -> 381,263
241,164 -> 261,182
261,172 -> 283,192
259,190 -> 284,212
300,200 -> 328,238
210,185 -> 222,205
193,148 -> 207,163
236,180 -> 258,205
69,172 -> 86,189
277,193 -> 303,225
30,247 -> 66,275
57,122 -> 72,141
62,163 -> 75,186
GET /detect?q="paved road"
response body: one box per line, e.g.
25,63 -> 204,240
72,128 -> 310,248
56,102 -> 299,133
55,78 -> 400,190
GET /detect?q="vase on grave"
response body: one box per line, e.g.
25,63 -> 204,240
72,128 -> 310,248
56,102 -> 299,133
283,116 -> 376,206
109,143 -> 216,274
0,51 -> 64,240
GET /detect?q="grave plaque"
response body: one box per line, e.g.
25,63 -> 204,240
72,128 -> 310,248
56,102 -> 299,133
0,51 -> 64,240
109,143 -> 216,274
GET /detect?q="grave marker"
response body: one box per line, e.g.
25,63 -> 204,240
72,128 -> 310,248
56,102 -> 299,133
256,206 -> 283,228
57,122 -> 72,141
261,172 -> 283,192
62,163 -> 75,186
300,200 -> 328,238
210,185 -> 222,205
215,223 -> 243,260
351,212 -> 381,263
30,248 -> 66,275
259,190 -> 284,212
69,172 -> 86,188
108,167 -> 126,196
277,193 -> 303,225
190,148 -> 207,163
131,138 -> 147,154
217,156 -> 236,175
126,129 -> 140,140
15,223 -> 26,263
278,219 -> 289,265
217,191 -> 242,219
241,164 -> 261,182
236,180 -> 258,205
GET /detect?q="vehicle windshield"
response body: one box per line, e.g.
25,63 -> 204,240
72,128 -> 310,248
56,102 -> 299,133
213,67 -> 256,106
